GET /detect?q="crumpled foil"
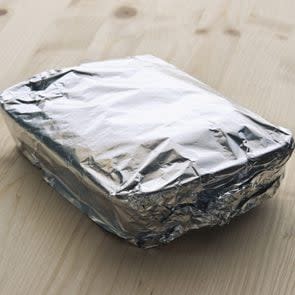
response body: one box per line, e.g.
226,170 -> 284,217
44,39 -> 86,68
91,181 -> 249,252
0,55 -> 294,247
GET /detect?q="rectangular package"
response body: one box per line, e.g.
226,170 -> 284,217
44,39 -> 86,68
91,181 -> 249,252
0,55 -> 293,247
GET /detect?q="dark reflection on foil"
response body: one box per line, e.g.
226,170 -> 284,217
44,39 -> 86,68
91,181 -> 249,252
0,55 -> 293,247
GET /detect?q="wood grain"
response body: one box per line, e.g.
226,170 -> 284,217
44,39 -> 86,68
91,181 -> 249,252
0,0 -> 294,294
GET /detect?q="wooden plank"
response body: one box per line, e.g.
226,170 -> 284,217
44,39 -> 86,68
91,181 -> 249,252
0,0 -> 294,294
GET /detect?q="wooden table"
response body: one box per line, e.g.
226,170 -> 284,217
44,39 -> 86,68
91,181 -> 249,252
0,1 -> 294,294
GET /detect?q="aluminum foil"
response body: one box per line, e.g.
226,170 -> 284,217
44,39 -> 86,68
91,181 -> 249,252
0,55 -> 294,247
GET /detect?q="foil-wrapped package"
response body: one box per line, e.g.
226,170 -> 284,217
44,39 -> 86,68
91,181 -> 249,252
0,55 -> 293,247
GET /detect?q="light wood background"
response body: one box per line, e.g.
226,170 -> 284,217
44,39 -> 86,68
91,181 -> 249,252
0,0 -> 294,294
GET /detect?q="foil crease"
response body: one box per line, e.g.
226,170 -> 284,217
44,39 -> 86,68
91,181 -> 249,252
0,55 -> 293,248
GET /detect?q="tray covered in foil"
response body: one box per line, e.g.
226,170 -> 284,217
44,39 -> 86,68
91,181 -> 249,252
0,55 -> 293,247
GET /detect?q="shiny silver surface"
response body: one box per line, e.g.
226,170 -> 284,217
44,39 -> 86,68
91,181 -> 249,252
0,55 -> 294,247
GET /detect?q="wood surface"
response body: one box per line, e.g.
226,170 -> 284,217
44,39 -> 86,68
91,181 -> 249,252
0,0 -> 294,294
